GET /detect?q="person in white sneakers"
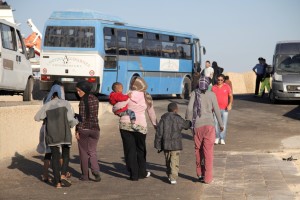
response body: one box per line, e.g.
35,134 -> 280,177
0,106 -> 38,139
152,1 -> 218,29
212,74 -> 233,145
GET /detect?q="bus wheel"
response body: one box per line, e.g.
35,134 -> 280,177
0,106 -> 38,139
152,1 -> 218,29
23,77 -> 34,101
177,77 -> 191,100
269,89 -> 277,104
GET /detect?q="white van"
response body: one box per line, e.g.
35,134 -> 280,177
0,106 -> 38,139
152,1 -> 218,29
0,18 -> 35,101
269,41 -> 300,103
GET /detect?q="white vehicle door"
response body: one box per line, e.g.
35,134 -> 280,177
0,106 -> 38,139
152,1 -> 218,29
15,28 -> 31,90
0,22 -> 29,91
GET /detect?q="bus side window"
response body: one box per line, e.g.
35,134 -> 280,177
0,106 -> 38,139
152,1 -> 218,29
104,27 -> 117,55
117,30 -> 127,55
104,56 -> 117,69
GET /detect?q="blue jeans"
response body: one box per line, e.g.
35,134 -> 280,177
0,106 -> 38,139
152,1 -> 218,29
214,110 -> 229,140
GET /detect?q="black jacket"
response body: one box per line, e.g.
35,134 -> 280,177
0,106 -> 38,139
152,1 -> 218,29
154,112 -> 191,151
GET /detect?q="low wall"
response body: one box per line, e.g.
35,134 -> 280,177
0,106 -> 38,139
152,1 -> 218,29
225,71 -> 256,94
0,102 -> 112,161
0,71 -> 256,161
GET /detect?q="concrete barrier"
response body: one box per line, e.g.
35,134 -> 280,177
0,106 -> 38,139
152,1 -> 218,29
0,71 -> 257,161
0,102 -> 112,161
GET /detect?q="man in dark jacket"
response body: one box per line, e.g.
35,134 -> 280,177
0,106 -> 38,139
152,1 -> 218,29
154,102 -> 191,184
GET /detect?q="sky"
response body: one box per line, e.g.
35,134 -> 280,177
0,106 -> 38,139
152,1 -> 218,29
7,0 -> 300,73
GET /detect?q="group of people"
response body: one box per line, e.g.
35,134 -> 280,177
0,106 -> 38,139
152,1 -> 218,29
35,80 -> 101,188
34,65 -> 233,188
252,57 -> 273,97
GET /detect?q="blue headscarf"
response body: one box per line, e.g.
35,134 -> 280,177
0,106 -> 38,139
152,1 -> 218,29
44,84 -> 65,104
192,76 -> 210,129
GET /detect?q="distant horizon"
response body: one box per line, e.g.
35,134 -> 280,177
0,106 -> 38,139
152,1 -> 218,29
7,0 -> 300,73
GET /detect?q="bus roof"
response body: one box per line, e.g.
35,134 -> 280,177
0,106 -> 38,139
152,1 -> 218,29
50,10 -> 125,24
48,10 -> 199,39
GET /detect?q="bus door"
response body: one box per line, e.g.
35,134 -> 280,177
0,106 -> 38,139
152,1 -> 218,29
116,29 -> 128,89
103,28 -> 127,94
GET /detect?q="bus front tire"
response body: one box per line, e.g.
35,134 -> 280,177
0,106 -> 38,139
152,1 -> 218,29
177,77 -> 191,100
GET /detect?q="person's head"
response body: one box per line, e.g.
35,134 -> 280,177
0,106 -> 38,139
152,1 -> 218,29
216,74 -> 226,85
130,77 -> 148,92
225,75 -> 229,80
205,60 -> 211,68
76,81 -> 92,98
112,82 -> 123,93
52,80 -> 63,86
198,76 -> 210,92
262,58 -> 266,64
212,61 -> 218,68
130,77 -> 153,108
168,102 -> 178,113
258,57 -> 264,64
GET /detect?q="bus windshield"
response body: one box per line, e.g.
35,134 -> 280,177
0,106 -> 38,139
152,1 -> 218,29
275,54 -> 300,73
43,26 -> 95,48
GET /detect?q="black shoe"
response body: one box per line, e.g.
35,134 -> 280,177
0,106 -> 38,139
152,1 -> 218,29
198,175 -> 204,182
92,171 -> 101,182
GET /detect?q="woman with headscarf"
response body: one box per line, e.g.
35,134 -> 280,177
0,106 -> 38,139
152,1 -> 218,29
185,76 -> 224,184
115,77 -> 157,181
75,81 -> 101,182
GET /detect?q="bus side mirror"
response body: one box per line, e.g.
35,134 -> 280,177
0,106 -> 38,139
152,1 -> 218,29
202,46 -> 206,55
28,47 -> 35,58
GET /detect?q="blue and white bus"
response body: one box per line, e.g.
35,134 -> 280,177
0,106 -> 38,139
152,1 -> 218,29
40,11 -> 205,99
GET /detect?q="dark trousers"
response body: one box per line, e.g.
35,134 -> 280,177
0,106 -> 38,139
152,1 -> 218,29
120,129 -> 147,180
77,129 -> 100,180
255,75 -> 263,95
50,145 -> 70,185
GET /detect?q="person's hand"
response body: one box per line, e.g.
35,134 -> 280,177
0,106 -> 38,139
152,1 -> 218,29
220,126 -> 224,132
75,132 -> 80,140
227,104 -> 232,111
157,149 -> 162,153
127,92 -> 132,98
153,124 -> 157,130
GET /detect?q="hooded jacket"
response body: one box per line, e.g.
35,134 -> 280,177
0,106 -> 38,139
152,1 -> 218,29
34,98 -> 78,146
154,112 -> 191,151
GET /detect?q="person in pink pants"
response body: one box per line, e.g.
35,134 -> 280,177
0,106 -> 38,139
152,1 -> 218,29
186,76 -> 224,184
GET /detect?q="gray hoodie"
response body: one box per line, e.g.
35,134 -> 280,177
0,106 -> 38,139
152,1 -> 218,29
34,98 -> 78,146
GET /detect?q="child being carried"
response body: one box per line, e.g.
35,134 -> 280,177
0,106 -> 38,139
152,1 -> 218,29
109,82 -> 138,130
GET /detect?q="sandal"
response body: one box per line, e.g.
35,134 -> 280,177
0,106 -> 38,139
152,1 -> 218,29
66,172 -> 72,178
61,178 -> 72,187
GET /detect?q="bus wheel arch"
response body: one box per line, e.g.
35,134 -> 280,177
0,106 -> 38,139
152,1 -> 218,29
177,76 -> 191,100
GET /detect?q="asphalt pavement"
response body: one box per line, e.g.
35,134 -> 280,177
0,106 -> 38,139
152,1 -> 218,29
0,95 -> 299,200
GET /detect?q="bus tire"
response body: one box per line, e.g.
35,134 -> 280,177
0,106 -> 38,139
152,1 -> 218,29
23,77 -> 34,101
178,77 -> 191,100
